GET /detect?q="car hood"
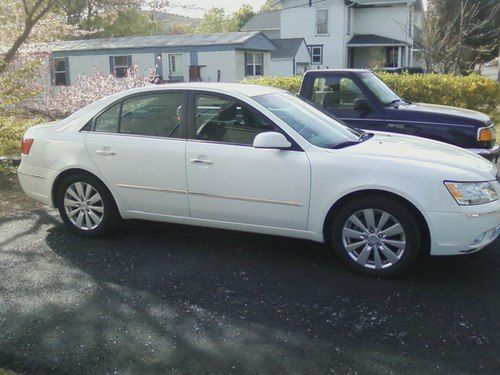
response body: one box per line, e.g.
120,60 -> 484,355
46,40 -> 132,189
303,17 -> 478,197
395,102 -> 491,124
330,133 -> 496,177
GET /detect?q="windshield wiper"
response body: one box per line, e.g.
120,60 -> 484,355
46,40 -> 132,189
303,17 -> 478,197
384,99 -> 403,106
331,133 -> 373,149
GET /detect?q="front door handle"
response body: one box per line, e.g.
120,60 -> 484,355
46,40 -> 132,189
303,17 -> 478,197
190,158 -> 214,165
96,149 -> 116,156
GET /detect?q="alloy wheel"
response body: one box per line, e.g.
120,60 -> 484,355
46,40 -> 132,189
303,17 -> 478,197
342,208 -> 406,269
63,182 -> 104,231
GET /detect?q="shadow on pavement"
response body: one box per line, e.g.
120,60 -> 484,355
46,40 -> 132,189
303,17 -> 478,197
0,211 -> 498,374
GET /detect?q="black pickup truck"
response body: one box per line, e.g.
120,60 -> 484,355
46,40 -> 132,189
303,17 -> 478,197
299,69 -> 499,161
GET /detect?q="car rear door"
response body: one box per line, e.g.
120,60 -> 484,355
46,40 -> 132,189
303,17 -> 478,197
184,91 -> 311,230
84,91 -> 190,217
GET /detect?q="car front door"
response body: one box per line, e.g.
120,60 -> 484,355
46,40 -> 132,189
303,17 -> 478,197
185,91 -> 311,230
309,74 -> 385,131
84,91 -> 189,216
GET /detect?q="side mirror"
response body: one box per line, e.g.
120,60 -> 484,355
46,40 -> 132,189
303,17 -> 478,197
253,132 -> 292,150
353,98 -> 372,112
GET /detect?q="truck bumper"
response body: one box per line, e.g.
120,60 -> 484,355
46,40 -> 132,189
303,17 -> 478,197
467,144 -> 500,162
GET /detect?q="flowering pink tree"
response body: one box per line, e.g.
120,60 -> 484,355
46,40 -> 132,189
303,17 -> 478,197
29,65 -> 156,119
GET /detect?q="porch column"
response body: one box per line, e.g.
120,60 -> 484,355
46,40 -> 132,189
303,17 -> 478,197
397,46 -> 402,67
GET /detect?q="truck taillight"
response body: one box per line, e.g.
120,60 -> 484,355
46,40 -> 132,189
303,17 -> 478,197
477,127 -> 495,142
21,138 -> 34,155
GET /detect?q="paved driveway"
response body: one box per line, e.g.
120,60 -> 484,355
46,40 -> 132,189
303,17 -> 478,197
0,174 -> 499,374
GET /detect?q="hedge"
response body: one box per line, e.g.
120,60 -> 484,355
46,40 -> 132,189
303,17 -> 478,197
241,73 -> 500,117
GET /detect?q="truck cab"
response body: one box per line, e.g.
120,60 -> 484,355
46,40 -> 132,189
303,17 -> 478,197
299,69 -> 499,161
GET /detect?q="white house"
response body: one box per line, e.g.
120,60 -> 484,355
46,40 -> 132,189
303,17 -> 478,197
48,31 -> 276,86
242,0 -> 424,70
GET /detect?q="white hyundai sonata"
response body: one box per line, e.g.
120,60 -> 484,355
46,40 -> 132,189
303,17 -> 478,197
18,83 -> 500,276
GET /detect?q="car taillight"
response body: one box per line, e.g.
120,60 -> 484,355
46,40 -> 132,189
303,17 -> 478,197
477,127 -> 495,142
21,138 -> 34,155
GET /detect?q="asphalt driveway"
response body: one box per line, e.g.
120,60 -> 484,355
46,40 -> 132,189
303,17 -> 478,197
0,173 -> 499,374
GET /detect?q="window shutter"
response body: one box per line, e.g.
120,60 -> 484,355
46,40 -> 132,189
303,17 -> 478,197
49,57 -> 55,86
109,56 -> 115,75
64,57 -> 70,85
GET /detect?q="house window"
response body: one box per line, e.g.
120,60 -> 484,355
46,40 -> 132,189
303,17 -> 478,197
53,58 -> 67,86
245,52 -> 264,76
308,45 -> 323,65
112,55 -> 131,78
316,9 -> 328,35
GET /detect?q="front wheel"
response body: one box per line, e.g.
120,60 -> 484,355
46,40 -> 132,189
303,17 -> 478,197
331,196 -> 422,277
56,173 -> 118,237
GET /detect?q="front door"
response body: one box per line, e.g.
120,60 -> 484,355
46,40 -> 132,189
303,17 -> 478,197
309,74 -> 385,131
85,91 -> 189,216
185,92 -> 311,229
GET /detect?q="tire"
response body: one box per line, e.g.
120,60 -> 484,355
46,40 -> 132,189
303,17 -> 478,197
56,173 -> 119,237
330,196 -> 422,277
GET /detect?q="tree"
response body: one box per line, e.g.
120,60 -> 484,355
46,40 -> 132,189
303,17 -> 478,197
261,0 -> 279,11
95,9 -> 164,37
195,7 -> 229,33
0,0 -> 58,68
232,4 -> 254,31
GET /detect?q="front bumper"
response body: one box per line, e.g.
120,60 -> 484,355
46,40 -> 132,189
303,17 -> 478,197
467,144 -> 500,162
425,201 -> 500,256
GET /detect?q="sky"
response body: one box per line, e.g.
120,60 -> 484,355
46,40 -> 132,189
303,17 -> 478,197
169,0 -> 427,18
169,0 -> 269,18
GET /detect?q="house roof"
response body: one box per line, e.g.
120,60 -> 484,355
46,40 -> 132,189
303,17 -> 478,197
270,38 -> 307,59
241,10 -> 280,31
351,0 -> 416,6
347,34 -> 409,46
51,31 -> 276,53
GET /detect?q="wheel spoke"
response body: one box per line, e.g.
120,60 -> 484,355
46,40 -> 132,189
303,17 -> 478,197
67,187 -> 80,201
373,248 -> 383,269
88,210 -> 101,224
363,209 -> 376,229
75,211 -> 84,227
380,223 -> 404,237
356,244 -> 372,265
348,215 -> 368,233
381,239 -> 405,250
379,243 -> 400,264
74,182 -> 85,199
85,184 -> 92,200
343,228 -> 365,240
84,211 -> 92,229
377,212 -> 391,231
88,193 -> 101,205
64,198 -> 79,208
89,206 -> 104,213
67,208 -> 80,218
345,240 -> 367,252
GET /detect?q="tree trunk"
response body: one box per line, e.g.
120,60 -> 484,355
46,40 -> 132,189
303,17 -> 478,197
1,22 -> 34,70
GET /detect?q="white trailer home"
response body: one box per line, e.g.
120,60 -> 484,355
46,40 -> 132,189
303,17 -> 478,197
48,31 -> 276,86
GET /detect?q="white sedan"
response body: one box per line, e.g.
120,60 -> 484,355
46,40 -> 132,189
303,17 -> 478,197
18,83 -> 500,277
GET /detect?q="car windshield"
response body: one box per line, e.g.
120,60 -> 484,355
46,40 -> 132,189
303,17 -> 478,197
360,72 -> 401,105
253,92 -> 362,149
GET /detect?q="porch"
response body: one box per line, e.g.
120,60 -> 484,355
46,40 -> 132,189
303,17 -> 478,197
347,34 -> 411,69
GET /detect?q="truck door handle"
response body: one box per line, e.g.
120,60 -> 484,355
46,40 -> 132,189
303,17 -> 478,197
96,149 -> 116,156
190,158 -> 214,165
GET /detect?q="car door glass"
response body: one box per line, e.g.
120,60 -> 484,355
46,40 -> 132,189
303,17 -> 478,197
195,94 -> 274,145
312,77 -> 366,111
94,103 -> 120,133
120,92 -> 183,138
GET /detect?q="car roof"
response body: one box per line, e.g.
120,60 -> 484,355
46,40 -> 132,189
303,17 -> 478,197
111,82 -> 286,99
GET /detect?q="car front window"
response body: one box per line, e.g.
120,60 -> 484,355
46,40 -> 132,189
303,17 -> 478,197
360,73 -> 401,105
253,93 -> 361,149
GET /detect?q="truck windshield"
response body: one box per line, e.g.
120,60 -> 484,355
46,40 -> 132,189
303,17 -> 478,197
253,92 -> 363,149
360,73 -> 402,105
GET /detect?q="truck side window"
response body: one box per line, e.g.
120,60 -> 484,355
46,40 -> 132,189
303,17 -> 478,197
312,77 -> 366,111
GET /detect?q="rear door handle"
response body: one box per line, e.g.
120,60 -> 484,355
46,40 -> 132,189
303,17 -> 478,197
96,149 -> 116,156
190,158 -> 214,165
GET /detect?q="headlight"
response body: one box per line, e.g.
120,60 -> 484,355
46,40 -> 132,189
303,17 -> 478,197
444,181 -> 498,205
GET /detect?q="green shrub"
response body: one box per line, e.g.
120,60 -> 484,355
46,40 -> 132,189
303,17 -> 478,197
241,75 -> 303,94
241,73 -> 500,117
0,116 -> 44,156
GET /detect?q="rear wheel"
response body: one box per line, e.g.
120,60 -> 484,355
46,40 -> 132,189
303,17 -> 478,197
331,196 -> 421,277
56,173 -> 118,237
